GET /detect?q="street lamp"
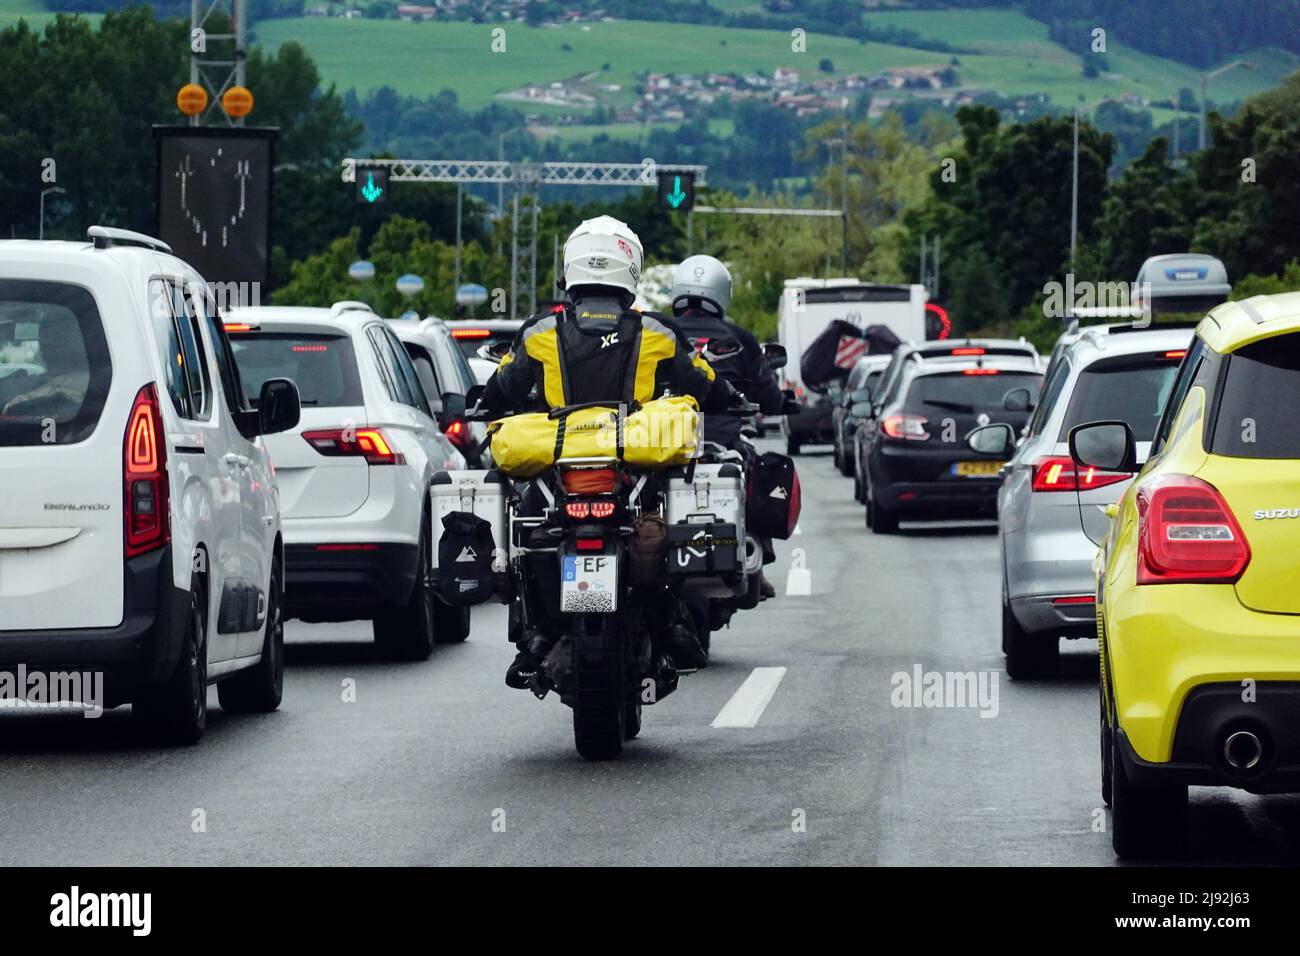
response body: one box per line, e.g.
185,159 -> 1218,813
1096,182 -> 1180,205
39,186 -> 66,240
1200,61 -> 1254,150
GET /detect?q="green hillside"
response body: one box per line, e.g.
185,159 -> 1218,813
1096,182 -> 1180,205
253,10 -> 1296,115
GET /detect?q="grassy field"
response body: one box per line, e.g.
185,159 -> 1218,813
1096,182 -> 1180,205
254,18 -> 955,107
254,11 -> 1296,116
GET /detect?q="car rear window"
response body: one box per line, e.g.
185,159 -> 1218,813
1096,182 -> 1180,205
0,280 -> 111,447
1211,334 -> 1300,459
449,328 -> 515,360
1056,355 -> 1180,443
906,369 -> 1042,411
228,333 -> 363,408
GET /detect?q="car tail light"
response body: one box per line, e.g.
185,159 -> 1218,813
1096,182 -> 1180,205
444,419 -> 471,449
1136,475 -> 1250,584
223,322 -> 256,333
951,347 -> 985,356
450,328 -> 491,340
1053,595 -> 1095,605
561,468 -> 617,495
124,383 -> 170,558
1031,456 -> 1129,492
881,414 -> 929,440
1164,350 -> 1186,360
961,367 -> 999,375
302,428 -> 404,465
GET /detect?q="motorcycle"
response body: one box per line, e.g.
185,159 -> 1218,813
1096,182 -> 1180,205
466,396 -> 758,760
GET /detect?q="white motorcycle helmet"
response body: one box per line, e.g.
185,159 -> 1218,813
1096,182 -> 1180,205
562,215 -> 643,299
670,254 -> 732,316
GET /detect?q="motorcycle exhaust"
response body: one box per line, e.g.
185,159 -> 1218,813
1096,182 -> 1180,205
1222,728 -> 1264,772
743,535 -> 763,576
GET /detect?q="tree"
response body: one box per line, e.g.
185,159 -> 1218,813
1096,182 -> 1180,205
1083,137 -> 1194,281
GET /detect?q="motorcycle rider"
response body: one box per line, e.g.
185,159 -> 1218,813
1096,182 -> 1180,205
670,254 -> 786,598
479,216 -> 735,687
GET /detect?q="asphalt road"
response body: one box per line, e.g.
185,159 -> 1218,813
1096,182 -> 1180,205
4,442 -> 1300,866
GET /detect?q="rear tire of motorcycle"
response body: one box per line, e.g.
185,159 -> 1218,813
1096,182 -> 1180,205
574,704 -> 624,760
571,618 -> 625,761
623,702 -> 642,740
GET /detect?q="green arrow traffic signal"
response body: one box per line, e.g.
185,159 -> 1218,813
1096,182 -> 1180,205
657,170 -> 694,212
666,175 -> 686,209
361,171 -> 383,203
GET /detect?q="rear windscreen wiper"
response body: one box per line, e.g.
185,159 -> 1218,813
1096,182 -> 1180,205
921,399 -> 974,413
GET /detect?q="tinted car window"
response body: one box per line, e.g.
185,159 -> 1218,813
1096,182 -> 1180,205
906,370 -> 1043,410
451,329 -> 516,360
1211,334 -> 1300,458
0,280 -> 110,446
382,328 -> 433,416
1057,355 -> 1180,443
402,341 -> 442,409
1027,356 -> 1071,438
229,333 -> 363,407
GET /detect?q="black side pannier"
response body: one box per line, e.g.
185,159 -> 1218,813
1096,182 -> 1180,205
434,511 -> 498,606
746,452 -> 801,540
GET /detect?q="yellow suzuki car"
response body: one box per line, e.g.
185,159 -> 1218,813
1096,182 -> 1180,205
1070,293 -> 1300,859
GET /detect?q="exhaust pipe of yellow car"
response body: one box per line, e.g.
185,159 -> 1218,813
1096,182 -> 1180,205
1222,729 -> 1263,772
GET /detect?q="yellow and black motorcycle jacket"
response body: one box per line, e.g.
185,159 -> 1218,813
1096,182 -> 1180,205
480,294 -> 729,415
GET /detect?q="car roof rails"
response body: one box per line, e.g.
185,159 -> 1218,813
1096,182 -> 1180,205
86,225 -> 172,254
1106,319 -> 1201,334
329,300 -> 376,318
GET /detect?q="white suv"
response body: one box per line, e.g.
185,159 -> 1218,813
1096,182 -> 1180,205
223,302 -> 468,660
0,227 -> 301,744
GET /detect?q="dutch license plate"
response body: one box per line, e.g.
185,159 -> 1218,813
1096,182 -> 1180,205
561,553 -> 618,613
953,460 -> 1004,477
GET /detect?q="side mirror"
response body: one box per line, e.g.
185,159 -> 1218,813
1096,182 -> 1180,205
258,378 -> 301,436
1003,387 -> 1035,413
762,342 -> 788,371
967,422 -> 1016,458
440,391 -> 467,421
1069,420 -> 1137,473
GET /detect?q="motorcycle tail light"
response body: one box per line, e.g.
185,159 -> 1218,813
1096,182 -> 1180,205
564,501 -> 591,520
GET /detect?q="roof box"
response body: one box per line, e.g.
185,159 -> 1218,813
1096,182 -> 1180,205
1135,253 -> 1231,314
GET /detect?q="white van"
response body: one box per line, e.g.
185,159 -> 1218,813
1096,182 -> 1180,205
776,278 -> 927,454
0,228 -> 301,744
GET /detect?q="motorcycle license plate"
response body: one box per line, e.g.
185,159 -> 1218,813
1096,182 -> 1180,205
953,460 -> 1004,477
561,553 -> 618,613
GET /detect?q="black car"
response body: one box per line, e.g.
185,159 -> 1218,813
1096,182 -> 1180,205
853,356 -> 1043,533
831,355 -> 889,477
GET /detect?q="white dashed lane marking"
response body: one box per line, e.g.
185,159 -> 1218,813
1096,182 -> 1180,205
711,666 -> 788,728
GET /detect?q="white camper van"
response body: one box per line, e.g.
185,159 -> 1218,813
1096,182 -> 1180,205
776,278 -> 928,454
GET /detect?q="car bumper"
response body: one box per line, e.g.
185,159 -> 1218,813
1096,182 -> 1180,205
1010,593 -> 1096,636
0,547 -> 189,700
284,542 -> 420,622
1117,682 -> 1300,792
784,403 -> 834,442
1107,583 -> 1300,766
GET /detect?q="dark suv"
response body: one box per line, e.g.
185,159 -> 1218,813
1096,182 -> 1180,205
854,356 -> 1043,532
